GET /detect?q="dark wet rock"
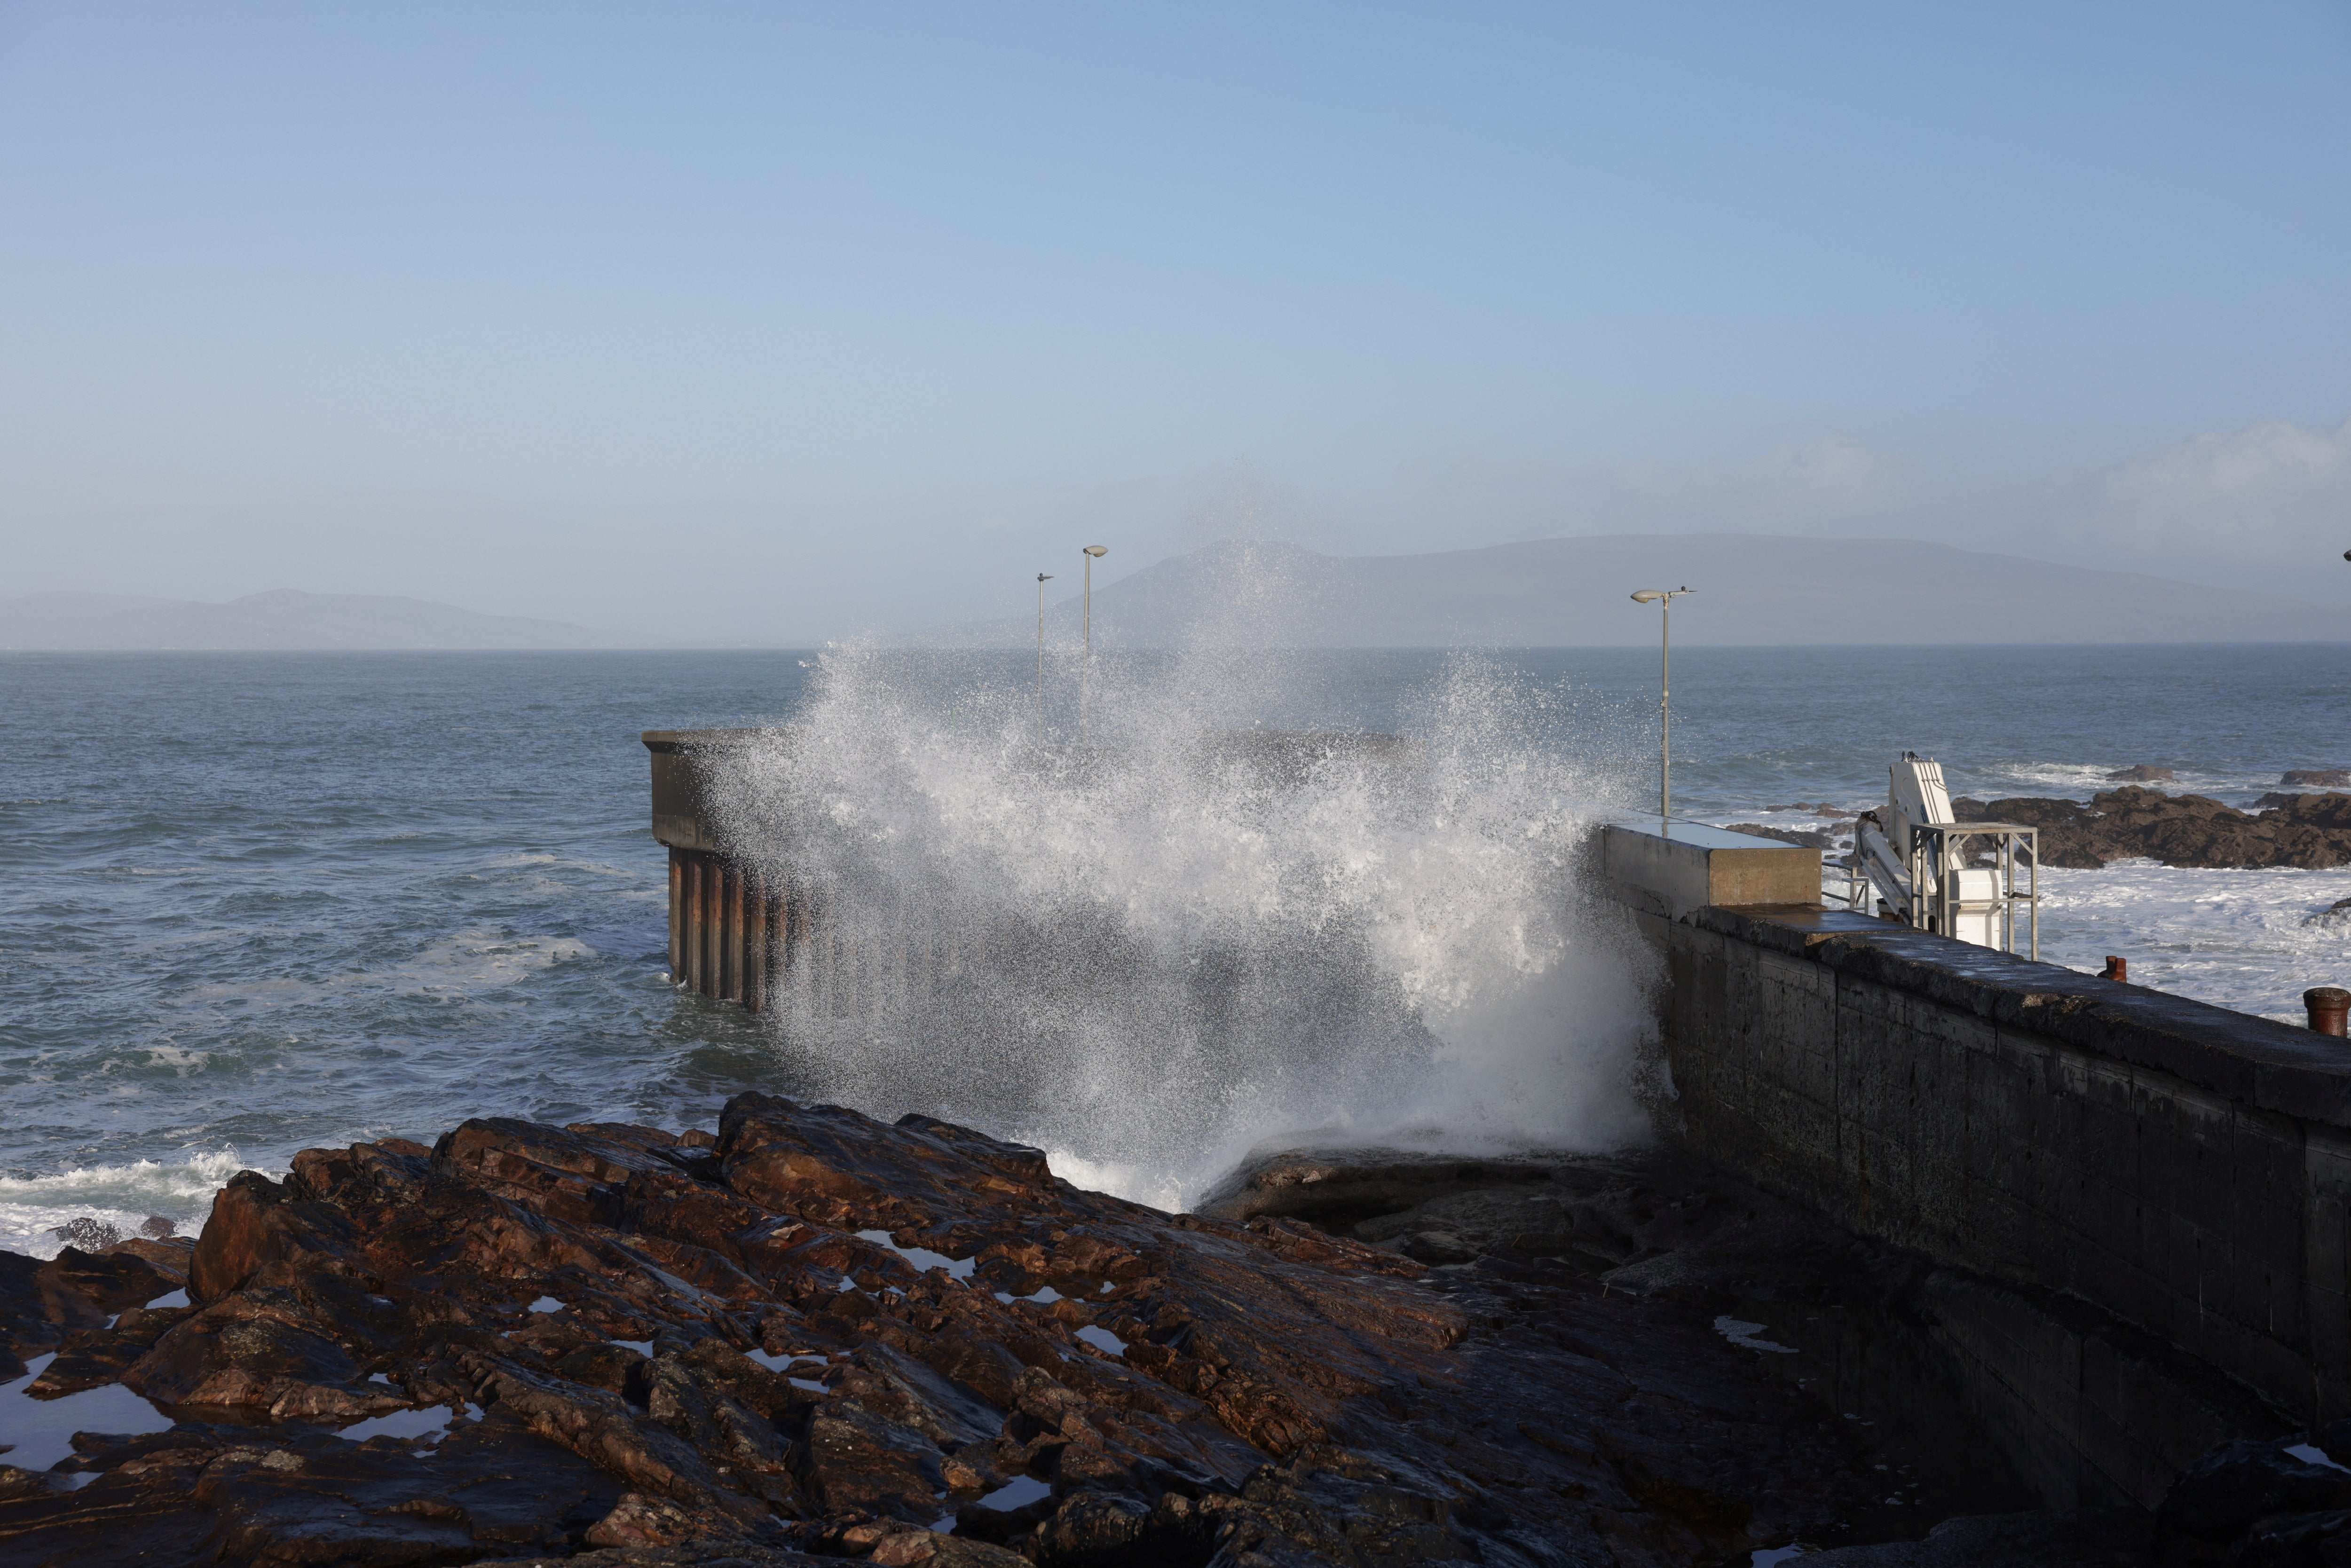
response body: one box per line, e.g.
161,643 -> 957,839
2106,764 -> 2177,783
1802,1507 -> 2152,1564
2285,769 -> 2351,788
1954,787 -> 2351,869
474,1551 -> 820,1568
2156,1433 -> 2351,1544
3,1102 -> 1971,1565
0,1237 -> 187,1380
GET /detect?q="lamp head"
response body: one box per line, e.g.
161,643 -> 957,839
1083,545 -> 1107,558
1038,573 -> 1053,583
1630,590 -> 1665,603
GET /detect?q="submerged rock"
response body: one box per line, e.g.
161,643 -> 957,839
0,1099 -> 1976,1565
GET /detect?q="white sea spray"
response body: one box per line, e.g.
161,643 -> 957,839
705,626 -> 1658,1211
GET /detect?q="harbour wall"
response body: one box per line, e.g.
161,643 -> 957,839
1602,820 -> 2343,1508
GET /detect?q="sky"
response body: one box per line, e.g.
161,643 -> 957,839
2,2 -> 2347,641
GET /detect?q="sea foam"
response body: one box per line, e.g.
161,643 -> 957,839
0,1148 -> 260,1260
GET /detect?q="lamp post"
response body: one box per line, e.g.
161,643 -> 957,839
1035,573 -> 1054,744
1081,545 -> 1106,740
1629,587 -> 1695,826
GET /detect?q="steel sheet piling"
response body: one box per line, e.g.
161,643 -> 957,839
683,852 -> 705,995
700,853 -> 721,999
667,848 -> 684,979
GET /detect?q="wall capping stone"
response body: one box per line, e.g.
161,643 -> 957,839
1696,904 -> 2351,1129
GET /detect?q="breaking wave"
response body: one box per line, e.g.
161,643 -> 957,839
0,1148 -> 263,1260
706,626 -> 1657,1211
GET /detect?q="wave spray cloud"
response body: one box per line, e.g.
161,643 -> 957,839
706,599 -> 1656,1211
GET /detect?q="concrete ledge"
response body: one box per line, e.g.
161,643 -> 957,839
1697,904 -> 2351,1130
642,728 -> 770,851
1600,819 -> 1821,921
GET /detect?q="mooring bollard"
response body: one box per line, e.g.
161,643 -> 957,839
2101,955 -> 2127,983
2305,987 -> 2351,1037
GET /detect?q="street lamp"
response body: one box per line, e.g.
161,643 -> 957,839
1035,573 -> 1054,744
1630,587 -> 1695,826
1081,545 -> 1107,740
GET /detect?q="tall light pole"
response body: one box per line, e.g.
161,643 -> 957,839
1081,545 -> 1106,740
1035,573 -> 1054,744
1630,587 -> 1695,826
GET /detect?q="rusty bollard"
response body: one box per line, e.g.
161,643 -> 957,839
2101,955 -> 2128,983
2306,987 -> 2351,1037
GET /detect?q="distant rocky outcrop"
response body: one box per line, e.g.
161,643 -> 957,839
2282,769 -> 2351,788
1766,803 -> 1858,819
1950,788 -> 2351,869
2102,765 -> 2176,783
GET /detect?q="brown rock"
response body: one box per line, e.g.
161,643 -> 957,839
1971,787 -> 2351,869
187,1169 -> 364,1303
3,1096 -> 1934,1564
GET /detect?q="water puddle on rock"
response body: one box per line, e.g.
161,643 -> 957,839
0,1354 -> 177,1475
977,1475 -> 1052,1511
334,1402 -> 481,1444
2286,1442 -> 2351,1474
856,1229 -> 977,1281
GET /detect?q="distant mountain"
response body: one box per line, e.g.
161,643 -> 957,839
0,590 -> 647,650
928,535 -> 2351,646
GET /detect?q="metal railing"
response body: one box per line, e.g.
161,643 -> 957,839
1905,821 -> 2040,961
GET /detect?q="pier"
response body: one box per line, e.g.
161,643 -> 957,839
644,729 -> 788,1012
1605,818 -> 2351,1508
642,725 -> 1424,1017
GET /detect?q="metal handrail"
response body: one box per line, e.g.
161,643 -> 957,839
1904,821 -> 2039,961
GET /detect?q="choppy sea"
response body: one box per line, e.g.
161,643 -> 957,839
4,644 -> 2347,1254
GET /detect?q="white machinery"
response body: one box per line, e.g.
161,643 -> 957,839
1847,754 -> 2039,958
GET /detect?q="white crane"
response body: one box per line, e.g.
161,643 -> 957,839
1848,754 -> 2038,956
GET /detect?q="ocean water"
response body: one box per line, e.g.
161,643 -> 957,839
3,644 -> 2347,1254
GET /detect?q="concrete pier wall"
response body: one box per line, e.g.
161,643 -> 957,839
646,730 -> 790,1013
641,725 -> 1427,1019
1602,820 -> 2344,1507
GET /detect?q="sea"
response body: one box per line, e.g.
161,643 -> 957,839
4,643 -> 2348,1256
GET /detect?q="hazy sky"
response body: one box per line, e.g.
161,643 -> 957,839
4,2 -> 2347,640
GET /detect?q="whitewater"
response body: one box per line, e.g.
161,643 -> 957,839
700,644 -> 1659,1212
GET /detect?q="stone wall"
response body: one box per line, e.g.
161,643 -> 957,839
1631,892 -> 2351,1505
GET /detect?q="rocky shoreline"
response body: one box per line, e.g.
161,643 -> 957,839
1,1095 -> 2342,1566
1727,786 -> 2351,871
1949,788 -> 2351,870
